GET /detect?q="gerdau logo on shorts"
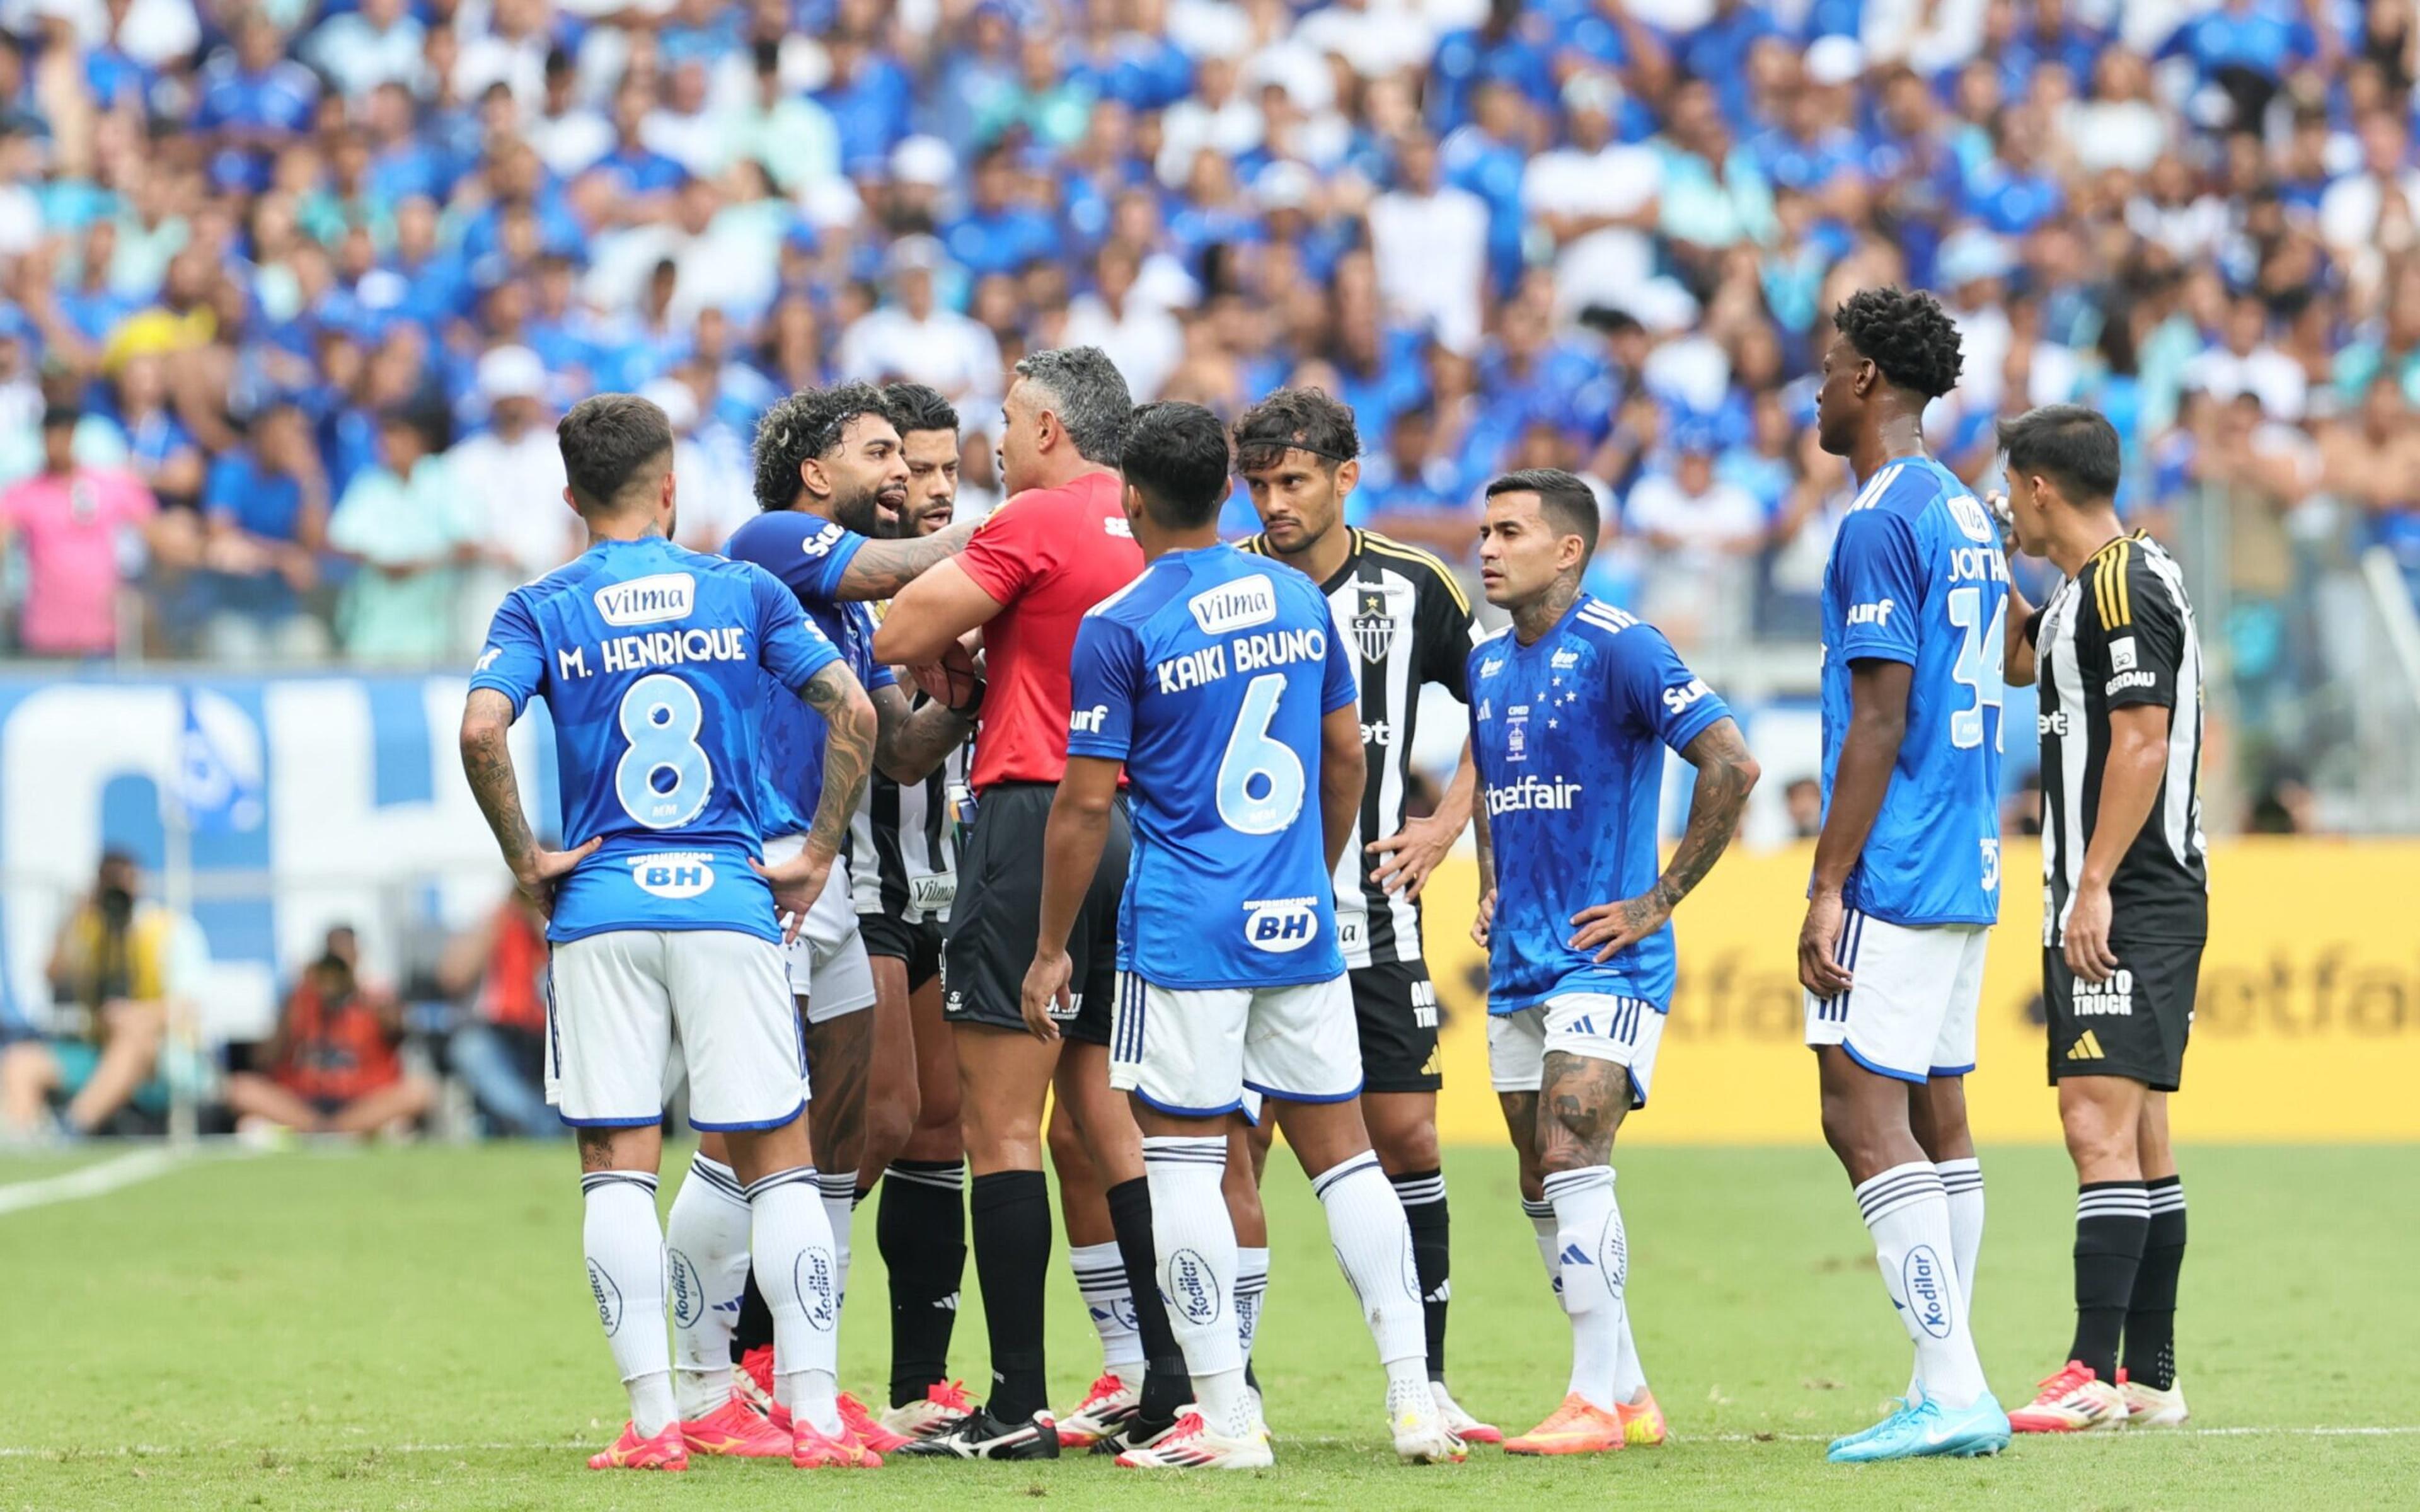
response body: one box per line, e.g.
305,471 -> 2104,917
1242,896 -> 1320,953
628,851 -> 715,899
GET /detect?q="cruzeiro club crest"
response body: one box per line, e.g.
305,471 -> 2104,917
1351,585 -> 1396,663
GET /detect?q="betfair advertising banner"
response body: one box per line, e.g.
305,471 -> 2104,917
1421,841 -> 2420,1145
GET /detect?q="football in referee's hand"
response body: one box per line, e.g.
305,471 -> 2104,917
913,640 -> 982,709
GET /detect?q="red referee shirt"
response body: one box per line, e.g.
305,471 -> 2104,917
957,470 -> 1143,791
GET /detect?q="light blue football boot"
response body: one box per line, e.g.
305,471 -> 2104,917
1828,1394 -> 2011,1463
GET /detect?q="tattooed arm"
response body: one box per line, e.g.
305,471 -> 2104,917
749,662 -> 876,927
833,520 -> 977,601
872,680 -> 977,785
1569,715 -> 1760,961
458,689 -> 597,917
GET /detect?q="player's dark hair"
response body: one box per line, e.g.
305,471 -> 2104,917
751,381 -> 892,510
882,381 -> 959,438
1487,467 -> 1599,563
1231,387 -> 1360,474
555,393 -> 672,512
1998,403 -> 2122,503
1121,401 -> 1233,530
1012,345 -> 1132,464
1833,286 -> 1964,400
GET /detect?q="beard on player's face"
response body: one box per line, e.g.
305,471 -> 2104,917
833,472 -> 909,538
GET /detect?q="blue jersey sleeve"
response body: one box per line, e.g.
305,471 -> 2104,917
467,590 -> 546,717
1611,624 -> 1731,754
1833,507 -> 1924,666
726,515 -> 867,605
1321,612 -> 1358,715
751,567 -> 843,693
1066,616 -> 1139,762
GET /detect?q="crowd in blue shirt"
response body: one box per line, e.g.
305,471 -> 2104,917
0,0 -> 2413,708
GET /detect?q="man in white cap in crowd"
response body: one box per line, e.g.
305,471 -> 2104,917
450,343 -> 570,646
835,235 -> 1005,418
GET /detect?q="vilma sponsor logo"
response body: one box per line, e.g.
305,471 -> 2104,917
628,852 -> 715,899
594,573 -> 696,627
1243,896 -> 1321,953
1901,1244 -> 1952,1339
1167,1248 -> 1223,1325
587,1259 -> 623,1335
798,1246 -> 839,1332
1187,575 -> 1277,636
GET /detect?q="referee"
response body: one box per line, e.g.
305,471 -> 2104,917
1998,405 -> 2206,1434
873,347 -> 1188,1458
1232,388 -> 1494,1442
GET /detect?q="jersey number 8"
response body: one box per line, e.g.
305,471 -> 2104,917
615,673 -> 715,829
1216,673 -> 1306,835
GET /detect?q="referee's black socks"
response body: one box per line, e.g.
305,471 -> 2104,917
2070,1180 -> 2150,1380
970,1167 -> 1054,1423
880,1158 -> 967,1408
1105,1176 -> 1193,1423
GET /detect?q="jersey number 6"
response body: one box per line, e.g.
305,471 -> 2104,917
1216,673 -> 1306,835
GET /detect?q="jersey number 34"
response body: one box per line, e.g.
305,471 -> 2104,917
1947,587 -> 2006,753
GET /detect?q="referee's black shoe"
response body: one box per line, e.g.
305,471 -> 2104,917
893,1406 -> 1063,1460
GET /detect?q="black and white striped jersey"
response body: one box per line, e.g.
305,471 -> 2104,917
848,696 -> 969,925
2035,532 -> 2209,944
1239,528 -> 1478,967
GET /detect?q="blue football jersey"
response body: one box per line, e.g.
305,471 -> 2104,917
1469,595 -> 1731,1013
722,512 -> 897,835
1065,545 -> 1359,990
1818,454 -> 2010,925
468,536 -> 842,944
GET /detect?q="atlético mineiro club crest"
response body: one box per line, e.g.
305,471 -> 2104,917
1352,586 -> 1396,663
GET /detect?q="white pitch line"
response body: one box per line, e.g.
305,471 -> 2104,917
0,1147 -> 192,1217
4,1426 -> 2416,1458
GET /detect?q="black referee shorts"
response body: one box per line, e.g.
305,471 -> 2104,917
1352,958 -> 1443,1094
859,909 -> 946,994
942,782 -> 1126,1046
2045,936 -> 2203,1092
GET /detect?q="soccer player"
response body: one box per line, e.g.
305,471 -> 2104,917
1231,387 -> 1495,1441
660,382 -> 977,1457
856,381 -> 983,1439
1794,288 -> 2012,1462
458,394 -> 880,1470
1023,399 -> 1461,1469
1463,469 -> 1759,1455
1997,405 -> 2206,1432
874,347 -> 1190,1460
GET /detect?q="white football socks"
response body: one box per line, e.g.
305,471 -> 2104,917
1071,1240 -> 1145,1382
1542,1166 -> 1627,1412
1309,1152 -> 1432,1421
817,1169 -> 858,1316
1938,1156 -> 1985,1312
1235,1246 -> 1270,1365
1142,1137 -> 1252,1437
1523,1197 -> 1560,1294
1856,1162 -> 1986,1411
748,1166 -> 843,1437
663,1154 -> 752,1420
580,1171 -> 677,1436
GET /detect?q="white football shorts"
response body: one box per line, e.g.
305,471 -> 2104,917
1486,994 -> 1665,1107
762,833 -> 877,1024
1803,910 -> 1987,1082
1110,971 -> 1362,1117
546,927 -> 807,1131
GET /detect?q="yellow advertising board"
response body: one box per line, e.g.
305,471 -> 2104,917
1422,840 -> 2420,1145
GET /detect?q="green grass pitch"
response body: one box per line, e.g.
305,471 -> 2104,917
2,1142 -> 2413,1510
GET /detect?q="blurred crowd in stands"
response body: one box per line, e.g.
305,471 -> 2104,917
1,0 -> 2417,810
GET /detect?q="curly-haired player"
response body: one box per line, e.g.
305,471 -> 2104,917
1797,287 -> 2014,1463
